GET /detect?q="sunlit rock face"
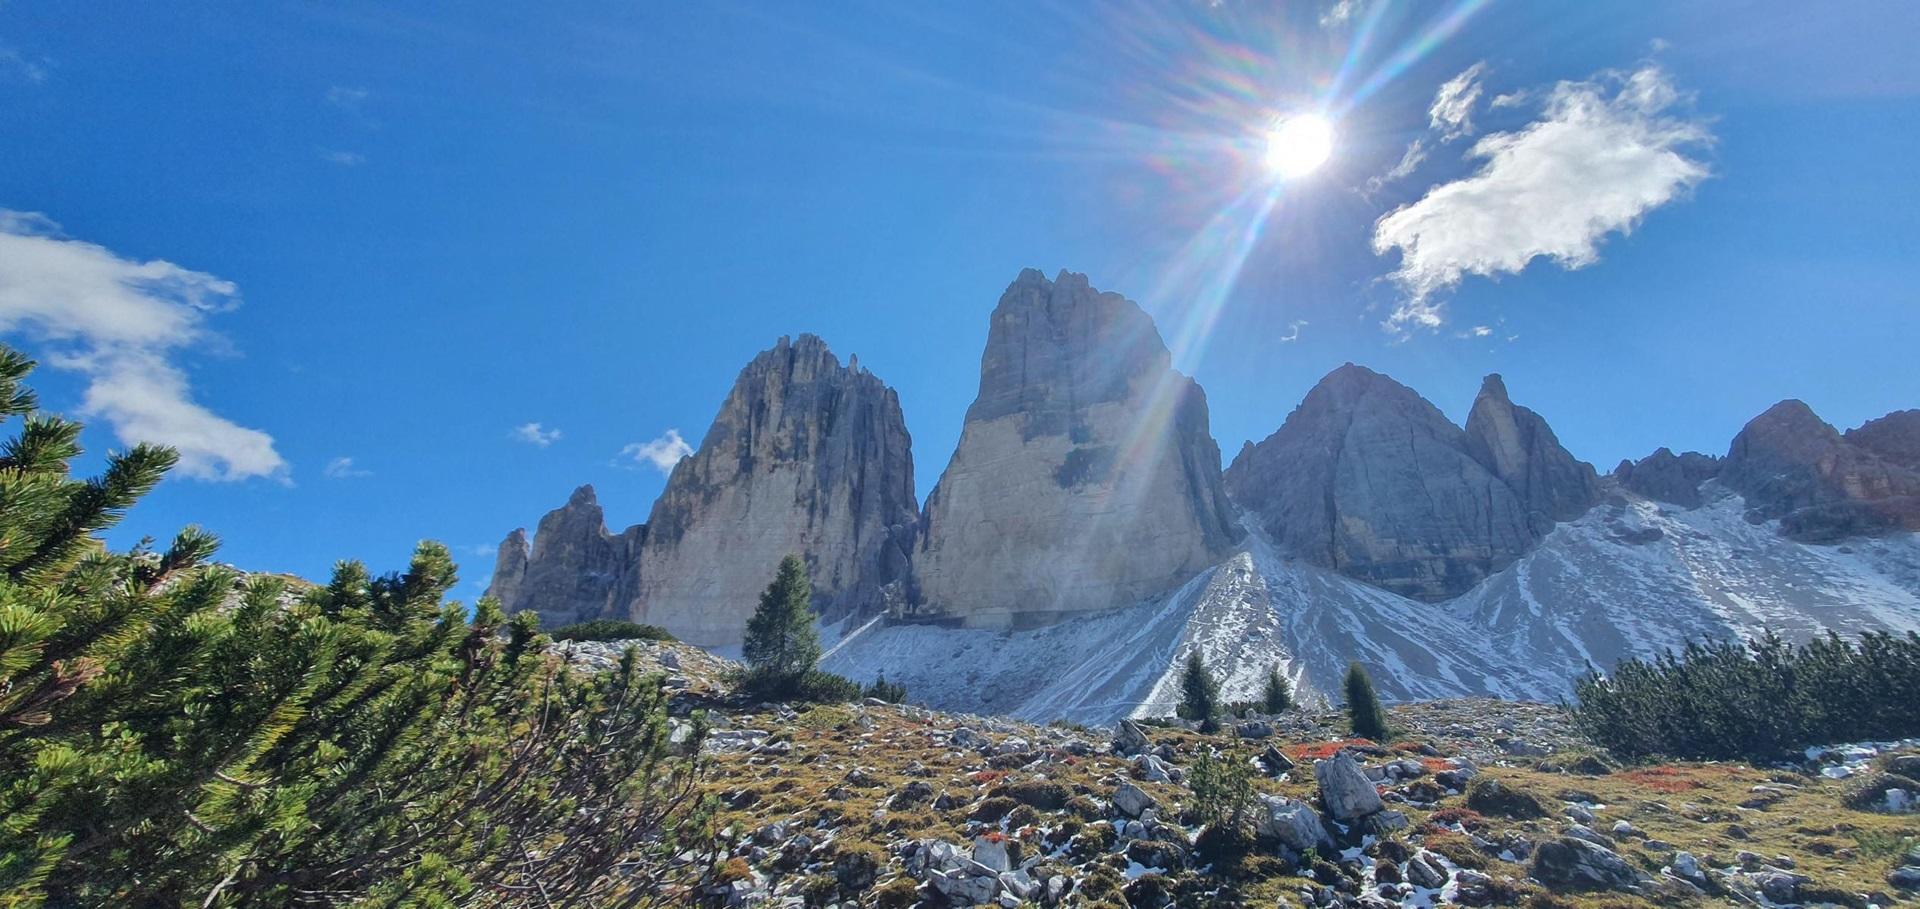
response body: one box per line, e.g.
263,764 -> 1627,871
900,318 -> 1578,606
1721,400 -> 1920,541
633,334 -> 919,646
1224,364 -> 1545,601
911,269 -> 1240,628
1463,374 -> 1601,531
483,486 -> 644,628
485,335 -> 916,645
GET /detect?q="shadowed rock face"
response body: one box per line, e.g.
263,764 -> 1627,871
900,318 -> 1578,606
912,269 -> 1240,627
1225,365 -> 1549,601
1463,374 -> 1601,530
1721,400 -> 1920,541
635,334 -> 918,645
482,486 -> 644,628
1612,448 -> 1722,508
485,335 -> 917,645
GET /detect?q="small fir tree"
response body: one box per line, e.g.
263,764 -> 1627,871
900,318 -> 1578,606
742,555 -> 822,695
863,671 -> 907,703
1345,661 -> 1391,741
1177,650 -> 1222,733
1262,666 -> 1293,714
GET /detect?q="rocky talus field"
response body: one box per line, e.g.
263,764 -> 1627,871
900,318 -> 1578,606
568,638 -> 1920,909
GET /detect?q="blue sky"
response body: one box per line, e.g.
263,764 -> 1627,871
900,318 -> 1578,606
3,2 -> 1916,594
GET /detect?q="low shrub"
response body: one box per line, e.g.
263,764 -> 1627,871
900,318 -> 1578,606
1570,630 -> 1920,762
548,618 -> 675,642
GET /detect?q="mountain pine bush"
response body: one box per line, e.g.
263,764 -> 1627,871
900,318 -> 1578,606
1571,630 -> 1920,761
0,347 -> 716,906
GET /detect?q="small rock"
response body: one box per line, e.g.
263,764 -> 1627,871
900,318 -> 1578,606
1406,851 -> 1448,889
1256,794 -> 1333,852
1112,782 -> 1158,819
1259,744 -> 1297,776
1236,720 -> 1275,739
1888,866 -> 1920,890
1315,752 -> 1385,821
1132,753 -> 1172,783
972,836 -> 1010,874
1530,836 -> 1640,890
1112,719 -> 1150,757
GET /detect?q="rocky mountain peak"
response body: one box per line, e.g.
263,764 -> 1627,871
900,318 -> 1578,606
1845,409 -> 1920,470
1463,373 -> 1600,528
1225,364 -> 1538,601
634,334 -> 917,645
1723,399 -> 1920,540
1611,447 -> 1721,508
486,335 -> 916,644
913,269 -> 1239,627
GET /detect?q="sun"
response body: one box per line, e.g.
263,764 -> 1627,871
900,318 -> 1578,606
1264,113 -> 1335,178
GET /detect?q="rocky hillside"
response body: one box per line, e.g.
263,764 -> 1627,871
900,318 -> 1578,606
629,639 -> 1920,908
911,269 -> 1241,628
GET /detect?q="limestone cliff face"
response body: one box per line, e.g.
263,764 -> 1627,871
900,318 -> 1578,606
1721,400 -> 1920,541
484,335 -> 916,645
633,334 -> 919,645
1845,410 -> 1920,471
1611,448 -> 1722,508
1463,374 -> 1601,530
482,486 -> 643,628
912,269 -> 1240,627
1224,365 -> 1540,601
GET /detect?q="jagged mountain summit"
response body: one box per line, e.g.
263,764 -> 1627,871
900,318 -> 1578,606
487,334 -> 917,646
910,269 -> 1241,628
1221,364 -> 1591,601
489,266 -> 1920,721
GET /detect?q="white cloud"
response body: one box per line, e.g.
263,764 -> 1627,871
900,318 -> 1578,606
1278,320 -> 1308,343
511,422 -> 562,447
1429,62 -> 1488,141
1372,65 -> 1711,330
319,149 -> 366,166
1319,0 -> 1365,28
323,456 -> 371,478
325,85 -> 369,109
0,210 -> 286,481
618,429 -> 694,475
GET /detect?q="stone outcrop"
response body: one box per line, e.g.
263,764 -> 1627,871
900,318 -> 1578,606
911,269 -> 1240,628
486,335 -> 917,646
1611,447 -> 1722,508
1224,364 -> 1538,601
483,485 -> 643,628
1846,409 -> 1920,470
1721,400 -> 1920,541
635,334 -> 919,646
1463,374 -> 1601,529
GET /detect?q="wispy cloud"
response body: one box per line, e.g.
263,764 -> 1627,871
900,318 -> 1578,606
325,85 -> 369,109
1429,62 -> 1488,141
0,46 -> 47,83
1372,65 -> 1712,331
1363,139 -> 1427,197
618,429 -> 693,474
511,422 -> 561,447
1278,320 -> 1308,343
323,456 -> 372,478
319,149 -> 366,166
0,211 -> 286,481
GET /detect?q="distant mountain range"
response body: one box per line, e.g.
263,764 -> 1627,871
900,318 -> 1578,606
487,269 -> 1920,721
